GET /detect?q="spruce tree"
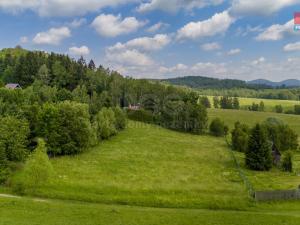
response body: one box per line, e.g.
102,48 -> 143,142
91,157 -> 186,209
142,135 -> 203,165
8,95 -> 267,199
245,124 -> 272,171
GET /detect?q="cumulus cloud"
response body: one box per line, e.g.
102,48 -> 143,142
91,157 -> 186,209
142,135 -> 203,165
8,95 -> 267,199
201,42 -> 221,51
68,18 -> 87,28
91,14 -> 145,37
283,42 -> 300,52
137,0 -> 224,13
252,57 -> 266,65
146,22 -> 169,33
177,11 -> 235,40
109,34 -> 171,52
105,34 -> 171,70
230,0 -> 298,16
69,46 -> 90,56
0,0 -> 139,17
227,48 -> 241,55
33,26 -> 71,45
255,19 -> 298,41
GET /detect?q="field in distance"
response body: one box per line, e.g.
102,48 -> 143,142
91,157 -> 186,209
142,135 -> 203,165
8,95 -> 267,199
208,96 -> 300,112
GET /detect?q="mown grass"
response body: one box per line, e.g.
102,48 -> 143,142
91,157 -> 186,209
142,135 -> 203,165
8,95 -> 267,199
22,121 -> 249,210
1,197 -> 300,225
208,108 -> 300,191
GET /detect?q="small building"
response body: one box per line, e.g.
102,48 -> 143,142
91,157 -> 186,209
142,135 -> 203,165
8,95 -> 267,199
128,104 -> 141,111
5,83 -> 22,89
272,144 -> 281,166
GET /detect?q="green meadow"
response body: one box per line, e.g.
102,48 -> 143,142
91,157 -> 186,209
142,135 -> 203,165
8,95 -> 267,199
208,96 -> 300,112
2,109 -> 300,225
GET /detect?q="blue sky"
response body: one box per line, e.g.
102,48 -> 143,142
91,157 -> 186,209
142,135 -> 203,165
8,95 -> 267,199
0,0 -> 300,81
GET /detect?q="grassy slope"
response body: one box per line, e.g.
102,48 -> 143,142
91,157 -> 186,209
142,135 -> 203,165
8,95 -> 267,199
28,121 -> 249,210
208,108 -> 300,190
1,197 -> 300,225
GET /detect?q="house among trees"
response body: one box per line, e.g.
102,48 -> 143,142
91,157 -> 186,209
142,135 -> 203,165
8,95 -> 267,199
5,83 -> 22,89
272,144 -> 281,166
128,104 -> 141,111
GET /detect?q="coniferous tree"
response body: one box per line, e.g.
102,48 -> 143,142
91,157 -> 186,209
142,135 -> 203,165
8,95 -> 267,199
246,124 -> 272,171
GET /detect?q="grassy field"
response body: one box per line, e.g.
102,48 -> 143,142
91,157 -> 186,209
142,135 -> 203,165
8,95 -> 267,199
2,109 -> 300,224
18,121 -> 249,210
208,96 -> 299,112
1,196 -> 300,225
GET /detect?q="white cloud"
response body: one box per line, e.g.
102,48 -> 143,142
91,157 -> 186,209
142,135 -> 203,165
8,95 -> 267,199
109,34 -> 171,52
0,0 -> 139,17
106,49 -> 154,66
91,14 -> 145,37
227,48 -> 241,55
230,0 -> 298,16
283,42 -> 300,52
201,42 -> 221,51
33,26 -> 71,45
255,19 -> 297,41
146,22 -> 169,33
105,34 -> 171,71
137,0 -> 224,13
68,18 -> 87,28
177,11 -> 235,40
252,57 -> 266,65
69,46 -> 90,56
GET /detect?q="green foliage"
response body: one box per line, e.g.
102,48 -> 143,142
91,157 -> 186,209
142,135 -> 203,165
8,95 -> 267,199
93,108 -> 117,140
274,105 -> 283,113
231,122 -> 250,152
0,144 -> 9,184
245,124 -> 272,171
127,109 -> 154,123
199,96 -> 211,108
281,151 -> 293,172
209,118 -> 228,137
15,139 -> 53,193
36,101 -> 94,155
113,107 -> 127,130
0,116 -> 30,161
295,105 -> 300,115
213,96 -> 220,108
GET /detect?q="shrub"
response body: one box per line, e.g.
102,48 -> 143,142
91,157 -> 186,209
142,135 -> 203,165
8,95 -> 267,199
13,139 -> 53,194
209,118 -> 228,137
93,108 -> 117,140
274,105 -> 283,113
282,151 -> 293,172
113,107 -> 127,130
245,124 -> 272,171
231,122 -> 249,152
0,145 -> 9,184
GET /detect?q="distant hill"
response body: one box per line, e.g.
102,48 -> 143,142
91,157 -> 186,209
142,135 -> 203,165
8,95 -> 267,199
161,76 -> 300,89
248,79 -> 300,87
161,76 -> 264,89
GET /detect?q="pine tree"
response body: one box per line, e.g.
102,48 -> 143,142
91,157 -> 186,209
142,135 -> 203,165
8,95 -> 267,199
246,124 -> 272,171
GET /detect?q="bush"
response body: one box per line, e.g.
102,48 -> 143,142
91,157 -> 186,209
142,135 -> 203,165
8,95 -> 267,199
231,122 -> 249,152
209,118 -> 228,137
13,139 -> 53,194
282,151 -> 293,172
93,108 -> 117,140
113,107 -> 127,130
274,105 -> 283,113
0,145 -> 9,184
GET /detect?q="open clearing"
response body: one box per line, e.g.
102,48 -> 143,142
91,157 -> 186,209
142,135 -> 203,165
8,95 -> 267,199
3,109 -> 300,224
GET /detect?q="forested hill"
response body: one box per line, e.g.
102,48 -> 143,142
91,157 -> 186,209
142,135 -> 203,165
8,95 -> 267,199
161,76 -> 256,89
161,76 -> 300,89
